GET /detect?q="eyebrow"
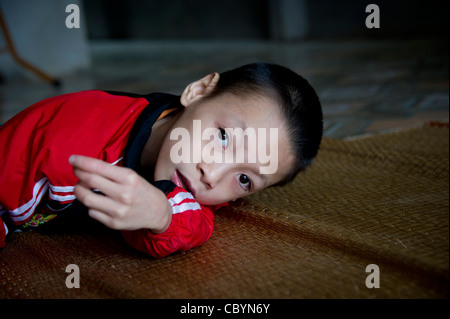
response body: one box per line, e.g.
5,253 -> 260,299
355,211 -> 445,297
226,116 -> 246,131
252,169 -> 268,190
221,106 -> 247,130
222,112 -> 272,189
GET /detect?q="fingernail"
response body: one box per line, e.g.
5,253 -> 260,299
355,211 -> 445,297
68,155 -> 75,164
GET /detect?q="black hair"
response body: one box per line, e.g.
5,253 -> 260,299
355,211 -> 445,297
209,62 -> 323,185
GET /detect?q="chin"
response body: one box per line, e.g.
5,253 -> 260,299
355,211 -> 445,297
196,196 -> 228,206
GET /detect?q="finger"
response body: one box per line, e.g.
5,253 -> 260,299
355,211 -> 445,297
88,209 -> 121,230
74,183 -> 122,217
69,155 -> 130,183
73,167 -> 122,200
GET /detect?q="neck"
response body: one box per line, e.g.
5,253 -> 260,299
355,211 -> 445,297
140,112 -> 180,170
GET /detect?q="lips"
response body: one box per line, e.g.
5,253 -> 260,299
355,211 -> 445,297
172,170 -> 196,198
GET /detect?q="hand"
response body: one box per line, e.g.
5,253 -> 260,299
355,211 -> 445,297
69,155 -> 172,233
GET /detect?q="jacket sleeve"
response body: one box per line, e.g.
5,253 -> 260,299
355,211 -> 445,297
120,185 -> 216,258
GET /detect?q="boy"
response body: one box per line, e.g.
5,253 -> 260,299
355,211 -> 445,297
0,63 -> 323,258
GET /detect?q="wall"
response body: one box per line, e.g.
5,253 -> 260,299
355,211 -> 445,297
0,0 -> 90,80
83,0 -> 449,40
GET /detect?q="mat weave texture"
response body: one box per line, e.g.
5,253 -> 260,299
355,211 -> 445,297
1,125 -> 448,298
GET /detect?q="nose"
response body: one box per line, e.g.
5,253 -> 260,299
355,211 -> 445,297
197,162 -> 225,190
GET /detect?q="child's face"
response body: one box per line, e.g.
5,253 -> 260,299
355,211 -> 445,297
154,91 -> 295,206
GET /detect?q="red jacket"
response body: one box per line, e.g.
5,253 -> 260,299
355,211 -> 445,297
0,90 -> 219,257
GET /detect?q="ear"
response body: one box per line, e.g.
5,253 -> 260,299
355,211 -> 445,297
180,72 -> 220,107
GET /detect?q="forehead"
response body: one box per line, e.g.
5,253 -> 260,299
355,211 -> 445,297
204,92 -> 283,127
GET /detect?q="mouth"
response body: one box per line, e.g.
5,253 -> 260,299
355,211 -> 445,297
172,170 -> 196,198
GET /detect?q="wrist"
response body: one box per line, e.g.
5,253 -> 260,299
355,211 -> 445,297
150,198 -> 172,234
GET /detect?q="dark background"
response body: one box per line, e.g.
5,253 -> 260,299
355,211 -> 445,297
83,0 -> 449,40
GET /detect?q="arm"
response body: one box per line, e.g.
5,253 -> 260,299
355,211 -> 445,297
70,155 -> 216,258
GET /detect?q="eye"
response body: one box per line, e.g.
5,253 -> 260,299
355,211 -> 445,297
217,128 -> 229,148
238,174 -> 252,191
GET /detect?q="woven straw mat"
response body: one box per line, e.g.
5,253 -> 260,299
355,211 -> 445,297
0,124 -> 448,298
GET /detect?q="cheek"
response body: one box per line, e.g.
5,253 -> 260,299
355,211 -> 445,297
198,178 -> 238,205
219,176 -> 242,200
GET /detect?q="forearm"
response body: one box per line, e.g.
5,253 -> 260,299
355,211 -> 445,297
121,200 -> 216,258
